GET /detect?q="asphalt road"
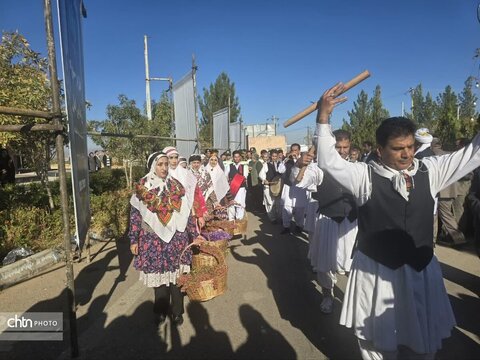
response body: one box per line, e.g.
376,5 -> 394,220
0,210 -> 479,359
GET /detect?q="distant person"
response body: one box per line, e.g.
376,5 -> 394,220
0,148 -> 15,186
94,150 -> 103,170
360,141 -> 373,162
225,150 -> 248,220
88,152 -> 97,172
414,128 -> 434,159
102,151 -> 112,168
349,146 -> 360,162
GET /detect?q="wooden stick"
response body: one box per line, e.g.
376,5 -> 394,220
283,70 -> 371,128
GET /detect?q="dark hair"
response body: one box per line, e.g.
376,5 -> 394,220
350,146 -> 360,153
291,143 -> 300,151
269,149 -> 278,155
147,151 -> 165,170
333,129 -> 351,142
260,149 -> 268,155
232,150 -> 241,157
189,154 -> 202,163
376,117 -> 416,148
362,141 -> 373,147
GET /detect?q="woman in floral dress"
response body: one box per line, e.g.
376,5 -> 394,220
129,151 -> 205,326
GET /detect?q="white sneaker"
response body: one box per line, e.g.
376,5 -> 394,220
320,295 -> 334,314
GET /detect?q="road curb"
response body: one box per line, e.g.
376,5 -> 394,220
0,248 -> 64,290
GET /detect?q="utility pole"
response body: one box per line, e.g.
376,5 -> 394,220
270,115 -> 279,135
401,101 -> 405,117
144,35 -> 152,120
192,54 -> 201,153
305,126 -> 312,146
407,87 -> 414,120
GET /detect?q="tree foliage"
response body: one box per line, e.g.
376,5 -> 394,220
342,85 -> 390,147
198,72 -> 241,147
0,31 -> 58,209
89,93 -> 174,187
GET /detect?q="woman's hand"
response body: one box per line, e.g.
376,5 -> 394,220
130,243 -> 138,255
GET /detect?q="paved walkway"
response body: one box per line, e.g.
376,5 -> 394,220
0,211 -> 479,359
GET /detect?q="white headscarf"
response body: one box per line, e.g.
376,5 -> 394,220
130,152 -> 190,243
414,128 -> 433,155
205,161 -> 229,201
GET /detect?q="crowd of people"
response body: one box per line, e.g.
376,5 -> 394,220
88,150 -> 112,172
121,81 -> 480,358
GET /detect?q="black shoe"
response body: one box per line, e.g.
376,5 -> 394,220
294,225 -> 303,234
154,314 -> 166,326
172,314 -> 184,326
280,228 -> 290,235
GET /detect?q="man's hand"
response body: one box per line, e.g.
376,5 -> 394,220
298,152 -> 314,167
130,243 -> 138,255
316,82 -> 348,124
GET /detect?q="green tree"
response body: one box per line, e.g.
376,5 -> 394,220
458,76 -> 479,139
369,85 -> 390,129
89,95 -> 150,188
342,90 -> 371,147
148,91 -> 174,151
434,85 -> 459,150
198,72 -> 241,147
0,31 -> 57,209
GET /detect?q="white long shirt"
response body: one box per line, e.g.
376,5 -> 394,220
315,123 -> 480,206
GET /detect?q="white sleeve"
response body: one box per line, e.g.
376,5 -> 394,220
277,161 -> 286,174
315,123 -> 371,205
296,164 -> 324,190
422,132 -> 480,197
224,164 -> 230,179
259,163 -> 267,181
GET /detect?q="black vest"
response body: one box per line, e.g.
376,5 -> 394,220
356,163 -> 434,271
312,171 -> 357,223
415,147 -> 435,160
229,163 -> 246,188
283,159 -> 295,186
266,162 -> 280,181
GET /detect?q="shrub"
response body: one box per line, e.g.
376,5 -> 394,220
89,168 -> 127,194
89,189 -> 131,239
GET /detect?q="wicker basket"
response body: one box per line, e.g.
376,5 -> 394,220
192,235 -> 228,268
232,213 -> 248,236
178,242 -> 227,302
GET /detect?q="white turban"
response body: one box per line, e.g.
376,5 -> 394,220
414,128 -> 433,144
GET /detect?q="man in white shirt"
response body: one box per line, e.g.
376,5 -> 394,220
315,82 -> 480,359
225,150 -> 248,220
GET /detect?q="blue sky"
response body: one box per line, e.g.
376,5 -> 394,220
1,0 -> 480,145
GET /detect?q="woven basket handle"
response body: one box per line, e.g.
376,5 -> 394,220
178,238 -> 226,271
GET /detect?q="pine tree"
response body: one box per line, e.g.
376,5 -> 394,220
198,72 -> 241,147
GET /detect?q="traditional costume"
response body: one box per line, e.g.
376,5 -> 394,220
258,158 -> 285,222
225,159 -> 248,220
295,158 -> 358,314
316,122 -> 480,358
129,152 -> 198,324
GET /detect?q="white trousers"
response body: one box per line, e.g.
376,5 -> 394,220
228,187 -> 246,220
263,186 -> 279,221
358,339 -> 435,360
282,205 -> 305,228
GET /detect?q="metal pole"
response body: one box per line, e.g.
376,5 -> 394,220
227,95 -> 231,151
169,78 -> 175,145
44,0 -> 78,357
144,35 -> 152,120
192,54 -> 201,153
